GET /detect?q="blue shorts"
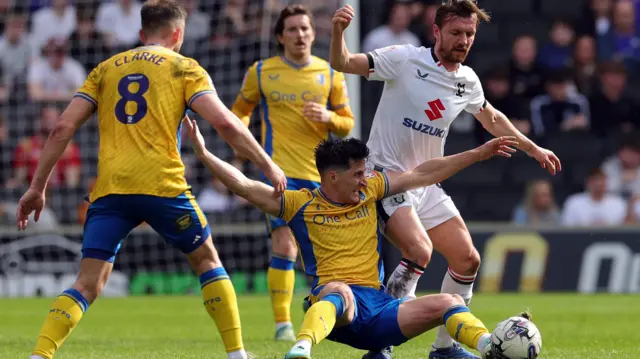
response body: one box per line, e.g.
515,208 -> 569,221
82,191 -> 211,262
304,285 -> 409,351
265,177 -> 320,233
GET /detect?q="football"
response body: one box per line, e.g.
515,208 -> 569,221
490,316 -> 542,359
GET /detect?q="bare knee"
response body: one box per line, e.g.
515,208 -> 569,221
450,248 -> 481,276
72,279 -> 104,303
318,282 -> 355,323
435,293 -> 466,319
186,236 -> 223,275
271,227 -> 298,259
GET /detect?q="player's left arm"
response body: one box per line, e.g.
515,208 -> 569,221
470,80 -> 562,175
385,137 -> 518,195
304,71 -> 355,137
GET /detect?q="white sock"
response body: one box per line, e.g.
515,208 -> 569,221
227,350 -> 247,359
294,339 -> 312,353
385,258 -> 425,299
476,333 -> 492,352
30,356 -> 45,359
276,321 -> 292,331
433,267 -> 477,349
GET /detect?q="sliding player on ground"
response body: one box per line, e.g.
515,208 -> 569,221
232,4 -> 354,341
330,2 -> 561,358
183,116 -> 528,359
16,1 -> 285,359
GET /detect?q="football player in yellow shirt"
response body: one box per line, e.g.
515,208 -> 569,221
16,1 -> 285,359
232,4 -> 354,341
184,117 -> 533,359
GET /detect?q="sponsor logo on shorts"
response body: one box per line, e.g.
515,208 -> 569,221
176,213 -> 193,230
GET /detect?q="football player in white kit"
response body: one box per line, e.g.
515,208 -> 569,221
330,1 -> 561,359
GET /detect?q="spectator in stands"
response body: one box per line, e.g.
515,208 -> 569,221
573,35 -> 598,96
416,2 -> 438,48
530,69 -> 590,138
182,0 -> 210,42
476,67 -> 529,143
361,0 -> 420,53
27,38 -> 86,102
580,0 -> 613,37
512,179 -> 561,226
627,192 -> 640,223
509,34 -> 544,101
589,61 -> 639,137
96,0 -> 143,49
0,12 -> 39,88
538,19 -> 575,70
601,133 -> 640,198
598,0 -> 640,65
197,159 -> 249,213
0,114 -> 9,187
561,168 -> 627,226
70,12 -> 111,72
9,105 -> 81,189
30,0 -> 77,49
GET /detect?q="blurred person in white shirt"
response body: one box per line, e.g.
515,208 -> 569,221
181,0 -> 209,41
30,0 -> 76,49
0,12 -> 39,86
562,167 -> 627,226
601,132 -> 640,198
96,0 -> 143,48
362,0 -> 420,53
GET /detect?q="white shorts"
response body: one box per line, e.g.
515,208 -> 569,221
379,183 -> 460,230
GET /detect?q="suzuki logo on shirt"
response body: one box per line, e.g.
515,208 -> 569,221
403,118 -> 446,138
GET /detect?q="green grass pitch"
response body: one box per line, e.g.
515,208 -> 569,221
0,293 -> 638,358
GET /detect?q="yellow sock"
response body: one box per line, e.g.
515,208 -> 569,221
268,256 -> 295,324
200,267 -> 244,353
32,289 -> 88,359
297,293 -> 345,345
443,305 -> 489,350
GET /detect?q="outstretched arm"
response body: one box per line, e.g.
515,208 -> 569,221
183,116 -> 282,217
386,137 -> 518,195
330,5 -> 370,76
475,102 -> 562,175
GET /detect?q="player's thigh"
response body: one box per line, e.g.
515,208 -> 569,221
141,192 -> 213,259
82,195 -> 142,263
397,293 -> 465,339
380,191 -> 433,266
427,215 -> 480,275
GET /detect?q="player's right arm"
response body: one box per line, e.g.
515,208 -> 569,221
385,137 -> 519,196
330,5 -> 408,80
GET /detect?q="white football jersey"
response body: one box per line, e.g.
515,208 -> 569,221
366,44 -> 486,172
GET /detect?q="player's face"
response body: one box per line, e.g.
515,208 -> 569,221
334,159 -> 368,204
434,15 -> 477,64
278,14 -> 315,58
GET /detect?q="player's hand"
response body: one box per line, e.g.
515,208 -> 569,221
183,115 -> 206,157
303,102 -> 331,124
16,188 -> 45,231
527,145 -> 562,175
476,136 -> 518,161
264,164 -> 287,198
333,5 -> 354,33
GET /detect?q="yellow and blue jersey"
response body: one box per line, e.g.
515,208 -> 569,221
232,56 -> 354,183
278,171 -> 390,289
75,45 -> 215,202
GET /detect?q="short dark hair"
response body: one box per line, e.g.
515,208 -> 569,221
274,5 -> 314,52
435,0 -> 491,28
315,138 -> 370,174
141,0 -> 187,35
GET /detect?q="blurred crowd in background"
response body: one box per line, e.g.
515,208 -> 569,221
0,0 -> 638,229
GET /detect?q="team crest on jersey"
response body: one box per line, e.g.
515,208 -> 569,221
317,74 -> 325,85
455,82 -> 466,97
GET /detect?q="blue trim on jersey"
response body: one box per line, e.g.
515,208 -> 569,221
327,67 -> 334,110
176,117 -> 183,155
257,61 -> 274,156
289,200 -> 317,287
187,90 -> 215,108
74,92 -> 98,107
281,56 -> 312,69
376,228 -> 385,284
278,192 -> 285,218
61,288 -> 89,313
318,188 -> 346,207
380,172 -> 390,197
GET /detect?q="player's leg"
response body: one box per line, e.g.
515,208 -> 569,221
143,192 -> 247,359
284,282 -> 355,359
31,196 -> 138,359
268,221 -> 298,341
379,190 -> 432,299
397,294 -> 492,357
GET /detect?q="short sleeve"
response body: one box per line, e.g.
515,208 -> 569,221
464,71 -> 487,115
74,63 -> 101,107
366,171 -> 390,201
184,59 -> 216,109
329,71 -> 350,110
280,190 -> 314,223
238,62 -> 260,104
366,44 -> 413,82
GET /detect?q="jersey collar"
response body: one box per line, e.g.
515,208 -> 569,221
280,56 -> 312,70
317,188 -> 347,207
